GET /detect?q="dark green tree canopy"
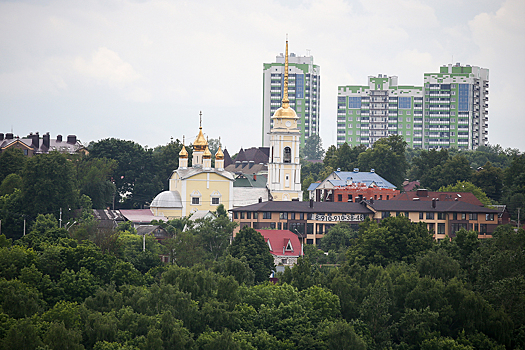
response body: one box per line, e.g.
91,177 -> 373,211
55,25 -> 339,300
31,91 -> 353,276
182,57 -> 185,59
229,226 -> 274,283
358,135 -> 408,188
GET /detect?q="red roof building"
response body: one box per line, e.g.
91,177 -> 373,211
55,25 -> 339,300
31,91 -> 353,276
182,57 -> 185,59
333,183 -> 400,203
392,189 -> 484,206
256,229 -> 302,267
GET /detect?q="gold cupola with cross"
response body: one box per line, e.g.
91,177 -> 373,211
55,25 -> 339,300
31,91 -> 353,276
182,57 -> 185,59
192,111 -> 209,166
268,39 -> 302,201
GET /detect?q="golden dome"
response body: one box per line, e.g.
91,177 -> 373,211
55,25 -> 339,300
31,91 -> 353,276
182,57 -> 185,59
203,145 -> 212,159
179,145 -> 188,158
193,127 -> 208,152
272,106 -> 297,119
215,146 -> 224,160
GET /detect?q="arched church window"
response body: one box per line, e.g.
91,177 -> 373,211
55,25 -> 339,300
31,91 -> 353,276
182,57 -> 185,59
283,147 -> 291,163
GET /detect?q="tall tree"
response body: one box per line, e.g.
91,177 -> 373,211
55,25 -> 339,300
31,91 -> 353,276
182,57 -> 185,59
88,138 -> 162,208
21,152 -> 77,221
74,157 -> 117,209
0,148 -> 26,184
229,226 -> 274,283
358,135 -> 408,188
471,162 -> 504,202
347,216 -> 434,266
303,134 -> 325,160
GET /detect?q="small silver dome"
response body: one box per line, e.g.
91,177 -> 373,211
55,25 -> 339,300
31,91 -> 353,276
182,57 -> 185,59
150,191 -> 183,208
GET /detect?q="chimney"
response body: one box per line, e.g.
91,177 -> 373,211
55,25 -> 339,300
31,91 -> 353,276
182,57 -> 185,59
370,198 -> 374,204
43,132 -> 50,149
253,174 -> 257,181
67,135 -> 77,144
0,133 -> 3,141
6,133 -> 13,140
57,135 -> 62,142
416,189 -> 428,198
309,199 -> 313,208
28,132 -> 39,149
432,198 -> 436,209
258,197 -> 262,203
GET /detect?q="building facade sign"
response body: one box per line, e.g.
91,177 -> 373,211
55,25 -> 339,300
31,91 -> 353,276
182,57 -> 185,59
315,214 -> 364,222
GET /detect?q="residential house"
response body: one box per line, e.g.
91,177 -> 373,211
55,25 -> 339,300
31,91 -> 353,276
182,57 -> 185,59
257,229 -> 302,268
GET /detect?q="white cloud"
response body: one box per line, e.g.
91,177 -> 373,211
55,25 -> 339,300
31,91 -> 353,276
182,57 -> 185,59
74,47 -> 142,87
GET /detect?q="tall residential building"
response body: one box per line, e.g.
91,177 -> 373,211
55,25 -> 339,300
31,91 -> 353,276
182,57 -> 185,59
423,64 -> 489,149
337,63 -> 489,150
337,75 -> 423,148
262,52 -> 320,147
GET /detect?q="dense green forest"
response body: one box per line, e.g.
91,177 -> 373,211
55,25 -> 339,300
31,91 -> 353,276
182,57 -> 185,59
0,212 -> 524,349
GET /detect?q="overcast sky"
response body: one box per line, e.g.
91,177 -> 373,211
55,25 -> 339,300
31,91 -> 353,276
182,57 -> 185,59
1,0 -> 524,153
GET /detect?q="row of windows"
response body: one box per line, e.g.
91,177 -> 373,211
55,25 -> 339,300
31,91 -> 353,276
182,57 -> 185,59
235,211 -> 495,221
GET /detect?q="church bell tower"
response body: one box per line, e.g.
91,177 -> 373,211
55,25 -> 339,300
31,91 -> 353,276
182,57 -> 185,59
267,39 -> 302,201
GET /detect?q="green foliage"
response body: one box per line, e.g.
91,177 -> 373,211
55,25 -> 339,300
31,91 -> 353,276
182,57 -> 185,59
21,152 -> 77,220
348,216 -> 434,266
319,319 -> 366,350
0,174 -> 22,197
438,181 -> 492,207
229,226 -> 274,283
302,134 -> 324,160
471,162 -> 504,202
88,138 -> 163,209
74,157 -> 117,209
358,135 -> 408,188
0,149 -> 26,185
410,150 -> 473,190
318,222 -> 357,252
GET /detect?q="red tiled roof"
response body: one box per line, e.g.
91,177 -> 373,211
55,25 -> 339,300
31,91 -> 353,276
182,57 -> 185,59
257,229 -> 302,257
392,190 -> 483,206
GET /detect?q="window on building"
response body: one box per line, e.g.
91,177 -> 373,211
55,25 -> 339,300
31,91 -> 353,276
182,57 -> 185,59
438,223 -> 446,234
240,212 -> 245,219
419,212 -> 424,220
233,212 -> 238,219
426,212 -> 435,220
279,212 -> 288,220
480,224 -> 487,233
300,213 -> 305,220
263,212 -> 272,219
192,197 -> 200,205
211,197 -> 220,205
428,223 -> 435,234
247,212 -> 251,219
337,194 -> 342,202
382,211 -> 390,219
283,147 -> 291,163
486,213 -> 494,221
469,213 -> 478,220
438,212 -> 446,220
253,212 -> 258,219
405,212 -> 410,218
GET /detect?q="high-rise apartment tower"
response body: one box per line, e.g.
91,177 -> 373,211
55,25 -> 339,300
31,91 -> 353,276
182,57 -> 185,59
337,75 -> 423,148
423,64 -> 489,149
262,52 -> 320,147
337,63 -> 489,150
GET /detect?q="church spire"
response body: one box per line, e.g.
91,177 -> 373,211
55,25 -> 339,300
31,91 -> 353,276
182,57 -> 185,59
282,38 -> 289,109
